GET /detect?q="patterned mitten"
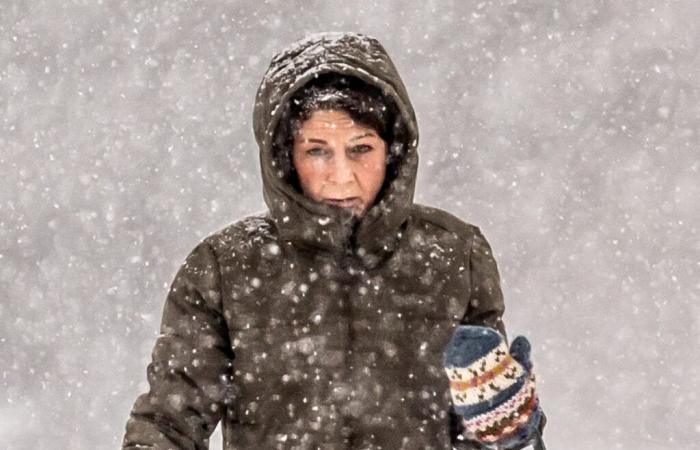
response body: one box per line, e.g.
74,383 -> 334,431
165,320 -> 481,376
444,325 -> 542,449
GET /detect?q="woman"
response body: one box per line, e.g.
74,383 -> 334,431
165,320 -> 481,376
123,32 -> 543,449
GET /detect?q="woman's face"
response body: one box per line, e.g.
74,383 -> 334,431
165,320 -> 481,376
292,109 -> 388,217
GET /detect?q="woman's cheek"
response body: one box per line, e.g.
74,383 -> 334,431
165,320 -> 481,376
368,157 -> 387,180
310,158 -> 328,172
304,160 -> 329,199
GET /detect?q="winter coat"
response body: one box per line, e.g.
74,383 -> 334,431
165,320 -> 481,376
123,32 -> 511,450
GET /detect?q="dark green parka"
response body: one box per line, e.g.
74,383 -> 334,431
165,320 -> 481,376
123,32 -> 508,450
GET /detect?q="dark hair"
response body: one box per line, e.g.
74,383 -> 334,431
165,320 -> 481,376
272,73 -> 406,197
289,75 -> 390,141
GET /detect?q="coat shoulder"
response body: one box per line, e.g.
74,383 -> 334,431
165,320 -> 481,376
409,203 -> 480,245
201,211 -> 277,255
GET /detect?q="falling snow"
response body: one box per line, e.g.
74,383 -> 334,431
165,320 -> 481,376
2,1 -> 699,450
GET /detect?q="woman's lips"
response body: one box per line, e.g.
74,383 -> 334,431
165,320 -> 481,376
324,197 -> 360,208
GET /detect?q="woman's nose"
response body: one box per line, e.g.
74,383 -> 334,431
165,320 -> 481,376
327,153 -> 355,184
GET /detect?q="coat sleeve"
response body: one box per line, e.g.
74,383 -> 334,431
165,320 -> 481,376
449,227 -> 507,450
122,240 -> 235,450
460,226 -> 506,338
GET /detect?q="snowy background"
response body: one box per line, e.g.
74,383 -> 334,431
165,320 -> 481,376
2,1 -> 698,449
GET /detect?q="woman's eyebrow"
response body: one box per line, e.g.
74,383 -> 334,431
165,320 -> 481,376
302,133 -> 375,145
350,132 -> 375,141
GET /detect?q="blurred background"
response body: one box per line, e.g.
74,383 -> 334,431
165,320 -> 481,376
1,0 -> 698,448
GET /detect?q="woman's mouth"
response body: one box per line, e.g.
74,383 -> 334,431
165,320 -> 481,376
324,197 -> 360,208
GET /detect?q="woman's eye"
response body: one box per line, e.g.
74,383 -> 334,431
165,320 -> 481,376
351,144 -> 372,154
307,147 -> 328,156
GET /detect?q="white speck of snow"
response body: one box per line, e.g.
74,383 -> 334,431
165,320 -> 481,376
266,242 -> 281,255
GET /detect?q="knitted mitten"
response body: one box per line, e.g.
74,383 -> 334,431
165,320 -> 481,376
444,325 -> 542,449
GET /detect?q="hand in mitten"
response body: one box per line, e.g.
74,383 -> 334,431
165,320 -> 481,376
444,326 -> 543,449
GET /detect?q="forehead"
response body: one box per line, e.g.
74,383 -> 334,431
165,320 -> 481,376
297,110 -> 375,133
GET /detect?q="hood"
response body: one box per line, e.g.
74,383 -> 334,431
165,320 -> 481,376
253,31 -> 419,269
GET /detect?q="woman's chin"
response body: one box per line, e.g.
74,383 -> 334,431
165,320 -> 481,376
325,202 -> 365,219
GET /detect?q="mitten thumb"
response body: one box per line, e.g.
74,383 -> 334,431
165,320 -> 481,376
509,335 -> 533,372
